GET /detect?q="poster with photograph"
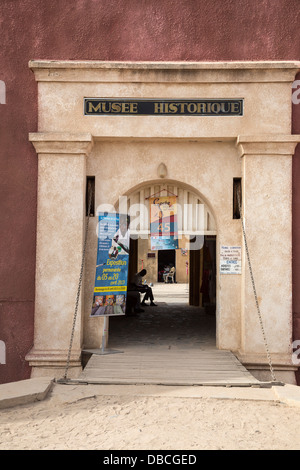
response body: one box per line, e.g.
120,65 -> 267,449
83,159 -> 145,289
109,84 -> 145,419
90,212 -> 130,317
149,196 -> 178,250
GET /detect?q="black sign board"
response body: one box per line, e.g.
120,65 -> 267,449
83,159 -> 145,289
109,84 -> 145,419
84,98 -> 243,116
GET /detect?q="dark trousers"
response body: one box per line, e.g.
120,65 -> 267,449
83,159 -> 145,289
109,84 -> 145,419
138,285 -> 154,302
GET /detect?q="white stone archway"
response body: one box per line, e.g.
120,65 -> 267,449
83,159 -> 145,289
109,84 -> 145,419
118,179 -> 217,236
116,178 -> 217,305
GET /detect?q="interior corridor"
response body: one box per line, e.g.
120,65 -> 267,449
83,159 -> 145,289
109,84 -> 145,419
108,283 -> 216,351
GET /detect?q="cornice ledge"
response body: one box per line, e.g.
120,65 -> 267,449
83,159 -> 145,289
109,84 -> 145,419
29,132 -> 94,156
29,60 -> 300,70
236,135 -> 300,157
28,60 -> 300,83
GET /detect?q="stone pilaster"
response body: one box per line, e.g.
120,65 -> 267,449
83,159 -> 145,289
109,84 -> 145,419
26,133 -> 94,378
236,135 -> 300,382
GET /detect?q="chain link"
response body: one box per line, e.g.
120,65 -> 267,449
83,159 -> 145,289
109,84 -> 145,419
62,181 -> 93,380
237,193 -> 276,382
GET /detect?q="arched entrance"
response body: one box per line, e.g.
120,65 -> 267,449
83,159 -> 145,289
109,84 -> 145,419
107,179 -> 218,350
117,180 -> 217,305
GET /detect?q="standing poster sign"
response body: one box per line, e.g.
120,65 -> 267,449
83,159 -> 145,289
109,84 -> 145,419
149,196 -> 178,250
90,213 -> 130,317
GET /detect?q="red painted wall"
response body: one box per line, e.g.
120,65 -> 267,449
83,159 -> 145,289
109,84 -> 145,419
1,0 -> 300,383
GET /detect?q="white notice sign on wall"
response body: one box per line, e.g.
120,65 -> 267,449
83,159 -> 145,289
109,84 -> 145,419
220,246 -> 242,274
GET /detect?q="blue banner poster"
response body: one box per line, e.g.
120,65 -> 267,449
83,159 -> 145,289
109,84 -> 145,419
90,212 -> 130,317
149,196 -> 179,250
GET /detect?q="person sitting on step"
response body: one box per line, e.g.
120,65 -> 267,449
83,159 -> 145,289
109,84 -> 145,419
131,269 -> 157,306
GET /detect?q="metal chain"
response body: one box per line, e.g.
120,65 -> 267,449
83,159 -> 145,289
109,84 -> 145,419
62,181 -> 93,380
237,193 -> 276,382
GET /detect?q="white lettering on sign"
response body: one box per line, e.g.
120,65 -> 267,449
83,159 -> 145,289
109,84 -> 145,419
220,245 -> 242,274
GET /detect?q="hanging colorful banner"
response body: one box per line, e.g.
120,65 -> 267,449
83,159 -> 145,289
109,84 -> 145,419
149,196 -> 178,250
90,212 -> 130,317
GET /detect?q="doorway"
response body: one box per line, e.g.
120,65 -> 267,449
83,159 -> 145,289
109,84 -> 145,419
189,235 -> 216,312
108,235 -> 216,351
109,181 -> 217,351
157,249 -> 176,282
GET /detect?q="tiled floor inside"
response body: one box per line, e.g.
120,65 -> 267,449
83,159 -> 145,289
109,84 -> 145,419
108,283 -> 216,351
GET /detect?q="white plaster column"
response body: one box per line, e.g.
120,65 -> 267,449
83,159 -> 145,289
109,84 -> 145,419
26,133 -> 94,377
236,135 -> 300,382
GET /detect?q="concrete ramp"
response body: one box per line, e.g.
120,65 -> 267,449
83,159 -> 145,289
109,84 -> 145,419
81,285 -> 261,386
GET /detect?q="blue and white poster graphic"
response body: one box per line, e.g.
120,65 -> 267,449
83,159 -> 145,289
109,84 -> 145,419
90,212 -> 130,317
149,196 -> 179,250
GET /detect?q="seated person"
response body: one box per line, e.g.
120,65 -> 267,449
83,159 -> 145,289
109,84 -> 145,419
163,265 -> 170,283
130,269 -> 157,306
164,266 -> 176,283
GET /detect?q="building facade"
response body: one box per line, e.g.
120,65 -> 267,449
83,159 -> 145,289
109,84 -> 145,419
1,0 -> 300,384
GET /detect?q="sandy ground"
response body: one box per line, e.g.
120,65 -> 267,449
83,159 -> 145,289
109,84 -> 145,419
0,382 -> 300,450
2,284 -> 299,451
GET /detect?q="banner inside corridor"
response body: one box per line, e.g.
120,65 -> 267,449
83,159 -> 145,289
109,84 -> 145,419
150,196 -> 178,250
